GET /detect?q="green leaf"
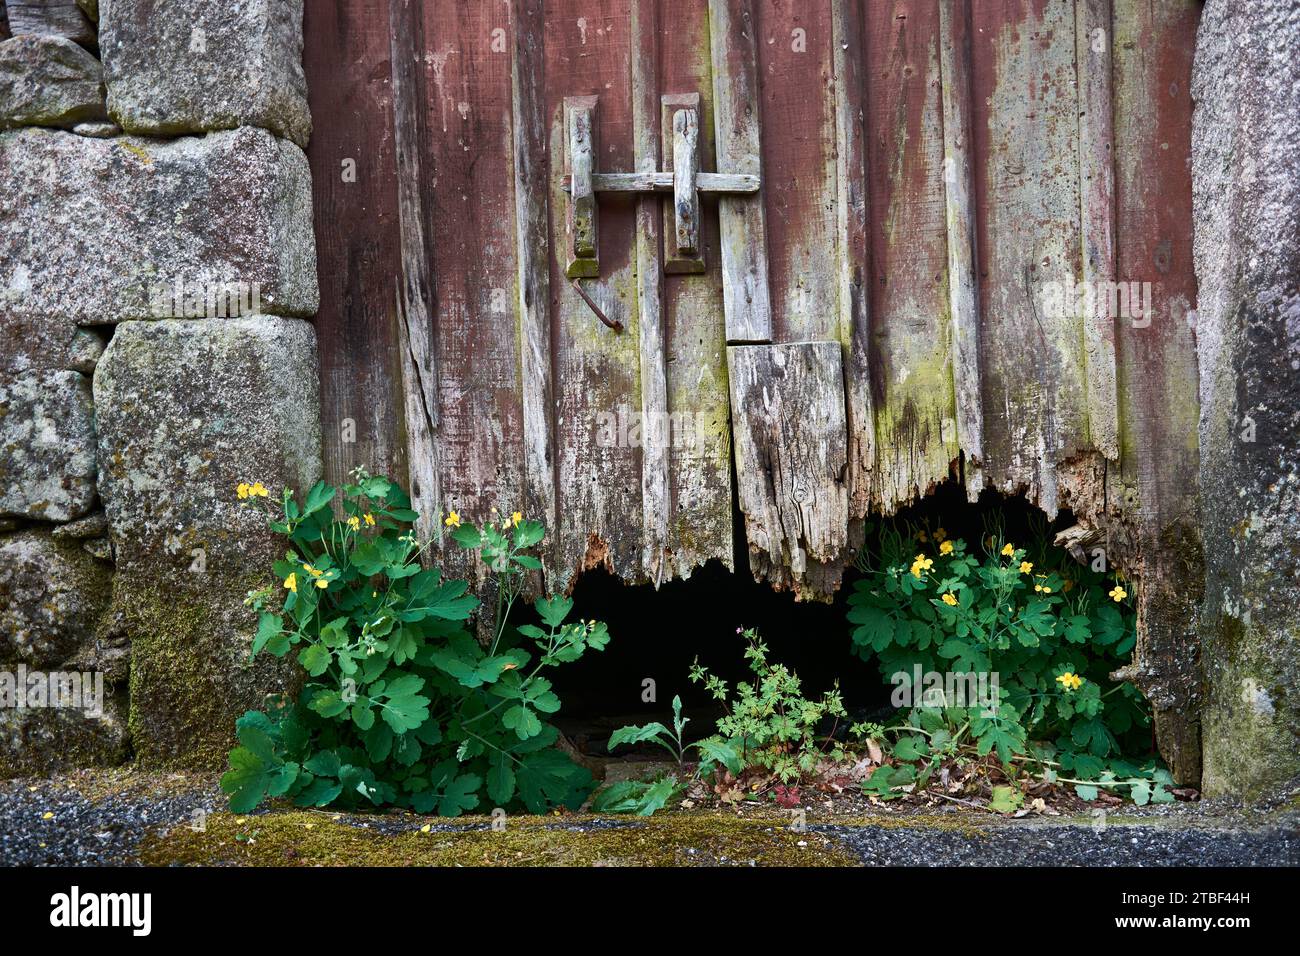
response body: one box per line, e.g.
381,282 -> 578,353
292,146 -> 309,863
893,735 -> 928,762
848,603 -> 895,653
693,736 -> 742,776
309,688 -> 349,719
450,524 -> 483,549
251,612 -> 288,657
439,774 -> 482,816
535,594 -> 573,629
503,704 -> 543,740
607,722 -> 671,752
294,776 -> 343,808
513,520 -> 546,549
379,675 -> 430,734
486,756 -> 517,805
298,643 -> 332,677
220,724 -> 298,814
303,750 -> 341,777
399,579 -> 478,622
1070,716 -> 1115,757
516,750 -> 593,813
302,481 -> 335,516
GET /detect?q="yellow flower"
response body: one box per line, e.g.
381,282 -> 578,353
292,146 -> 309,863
347,515 -> 361,531
917,530 -> 928,543
283,572 -> 298,593
302,563 -> 323,577
315,577 -> 329,590
511,511 -> 523,528
1109,585 -> 1127,602
1001,543 -> 1015,556
364,513 -> 375,526
934,527 -> 947,543
1055,672 -> 1083,691
1063,579 -> 1075,592
939,540 -> 954,555
910,554 -> 934,579
236,482 -> 250,500
249,481 -> 269,498
445,510 -> 461,528
1019,561 -> 1033,574
41,811 -> 53,820
941,592 -> 958,607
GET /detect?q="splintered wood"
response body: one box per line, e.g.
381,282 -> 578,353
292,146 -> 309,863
728,342 -> 851,601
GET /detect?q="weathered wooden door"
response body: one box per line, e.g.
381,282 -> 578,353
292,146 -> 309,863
305,0 -> 1199,580
309,0 -> 1201,780
305,0 -> 1202,776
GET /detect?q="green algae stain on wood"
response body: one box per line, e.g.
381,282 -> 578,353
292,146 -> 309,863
862,4 -> 959,513
971,0 -> 1088,518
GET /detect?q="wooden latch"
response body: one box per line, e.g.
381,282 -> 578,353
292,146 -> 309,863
561,93 -> 760,279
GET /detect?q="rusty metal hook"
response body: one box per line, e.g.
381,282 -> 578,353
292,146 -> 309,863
570,278 -> 624,333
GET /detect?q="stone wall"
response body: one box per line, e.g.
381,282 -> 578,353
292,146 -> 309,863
1192,0 -> 1300,798
0,0 -> 321,773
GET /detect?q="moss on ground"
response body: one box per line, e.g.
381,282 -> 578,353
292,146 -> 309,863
139,808 -> 863,867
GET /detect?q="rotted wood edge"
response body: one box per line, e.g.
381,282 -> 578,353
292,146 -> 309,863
728,342 -> 852,601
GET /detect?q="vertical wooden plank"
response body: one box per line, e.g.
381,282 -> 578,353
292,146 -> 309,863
423,0 -> 527,587
938,0 -> 985,495
662,93 -> 707,273
1076,0 -> 1120,461
630,0 -> 670,584
545,0 -> 644,590
728,342 -> 851,600
388,0 -> 441,547
752,0 -> 838,345
708,0 -> 772,343
509,0 -> 559,579
1111,0 -> 1203,784
304,0 -> 407,490
659,0 -> 735,580
970,0 -> 1087,518
862,1 -> 958,513
830,0 -> 876,523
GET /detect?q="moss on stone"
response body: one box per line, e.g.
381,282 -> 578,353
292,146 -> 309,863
116,575 -> 298,772
138,808 -> 863,867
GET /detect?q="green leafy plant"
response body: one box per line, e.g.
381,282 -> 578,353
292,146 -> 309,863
606,695 -> 741,775
848,517 -> 1166,805
690,628 -> 849,785
596,695 -> 743,815
220,468 -> 608,816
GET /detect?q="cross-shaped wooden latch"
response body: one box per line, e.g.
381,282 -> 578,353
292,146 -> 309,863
561,93 -> 761,279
